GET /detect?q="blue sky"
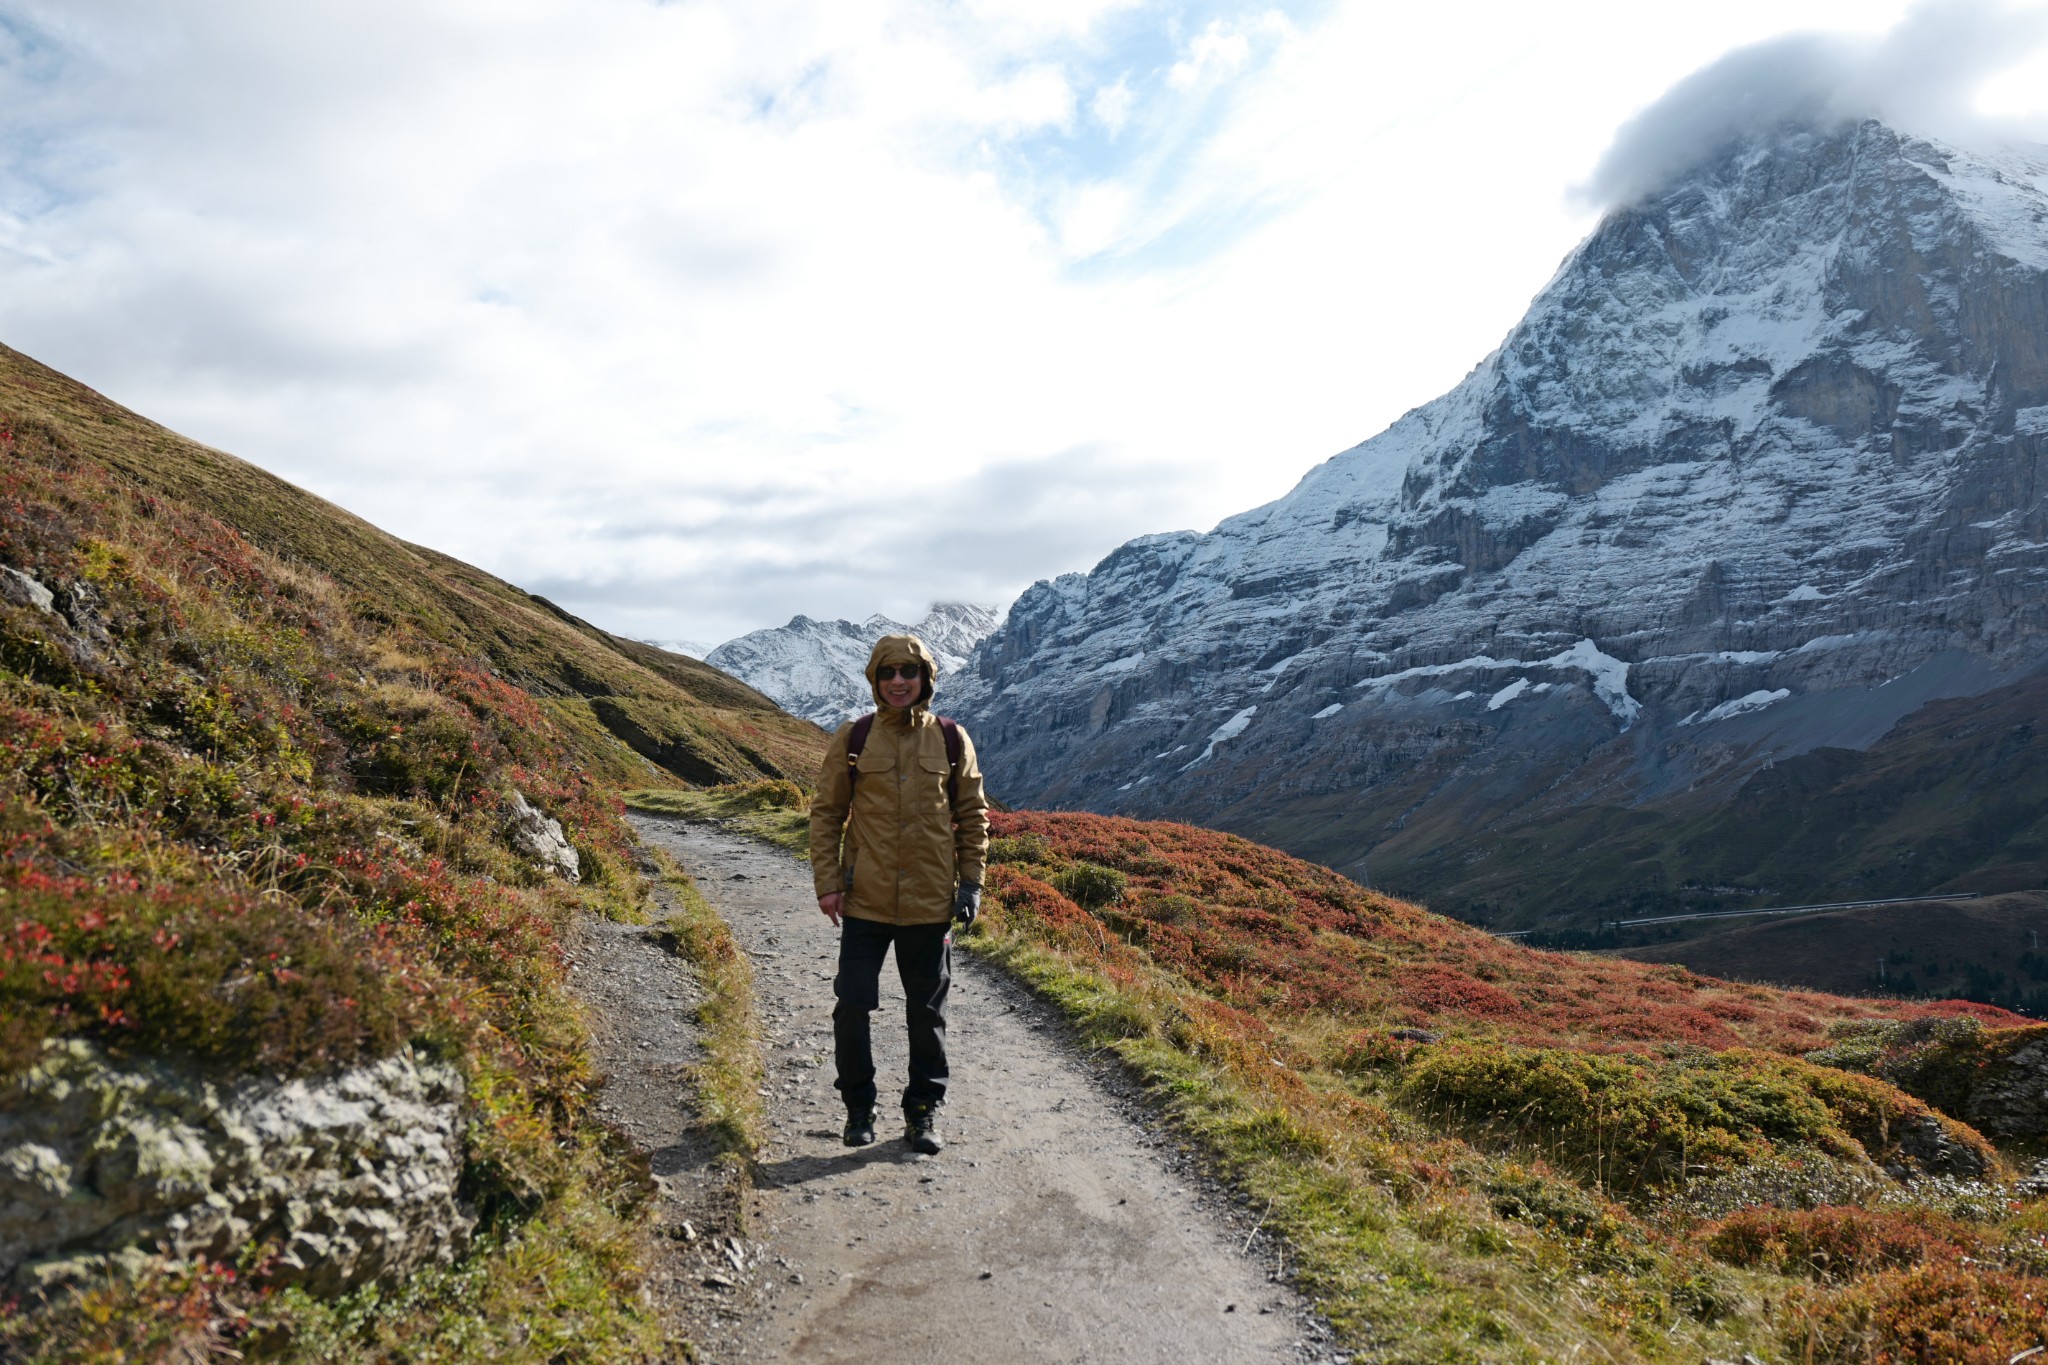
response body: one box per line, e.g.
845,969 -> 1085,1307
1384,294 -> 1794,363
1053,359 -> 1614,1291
0,0 -> 2043,647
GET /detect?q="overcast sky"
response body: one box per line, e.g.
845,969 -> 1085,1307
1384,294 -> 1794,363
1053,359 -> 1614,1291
3,1 -> 2046,647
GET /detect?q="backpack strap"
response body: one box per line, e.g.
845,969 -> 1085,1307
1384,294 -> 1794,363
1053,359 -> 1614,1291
845,713 -> 876,794
937,716 -> 963,809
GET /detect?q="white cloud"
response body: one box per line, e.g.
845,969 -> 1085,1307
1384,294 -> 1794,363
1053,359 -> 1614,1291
1090,75 -> 1135,134
1168,19 -> 1253,91
1584,0 -> 2048,206
0,0 -> 2041,651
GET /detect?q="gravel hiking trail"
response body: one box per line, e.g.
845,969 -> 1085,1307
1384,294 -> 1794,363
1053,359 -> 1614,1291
614,812 -> 1335,1364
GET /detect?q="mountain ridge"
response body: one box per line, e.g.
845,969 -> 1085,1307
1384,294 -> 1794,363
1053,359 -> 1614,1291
706,600 -> 1000,727
952,118 -> 2048,928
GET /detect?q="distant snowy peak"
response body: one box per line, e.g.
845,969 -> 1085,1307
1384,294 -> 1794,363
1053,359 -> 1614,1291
706,602 -> 1001,728
644,638 -> 713,660
906,601 -> 1003,674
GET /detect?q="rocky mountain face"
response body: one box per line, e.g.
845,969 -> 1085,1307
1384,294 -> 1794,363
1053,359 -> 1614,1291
951,120 -> 2048,928
707,602 -> 1001,727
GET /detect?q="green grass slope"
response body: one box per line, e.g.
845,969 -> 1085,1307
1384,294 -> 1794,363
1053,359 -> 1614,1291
972,810 -> 2048,1363
0,345 -> 820,1359
0,342 -> 825,791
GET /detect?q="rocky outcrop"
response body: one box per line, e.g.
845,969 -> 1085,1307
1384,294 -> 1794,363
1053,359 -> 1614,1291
952,120 -> 2048,926
1957,1032 -> 2048,1141
1883,1113 -> 1989,1180
1,1040 -> 472,1292
506,789 -> 581,882
0,564 -> 53,614
1809,1019 -> 2048,1147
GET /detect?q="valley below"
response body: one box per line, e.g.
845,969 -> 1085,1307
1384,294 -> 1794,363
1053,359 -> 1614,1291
1609,890 -> 2048,1010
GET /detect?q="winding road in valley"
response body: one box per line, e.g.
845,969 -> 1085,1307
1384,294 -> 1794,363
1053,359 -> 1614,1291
598,812 -> 1332,1364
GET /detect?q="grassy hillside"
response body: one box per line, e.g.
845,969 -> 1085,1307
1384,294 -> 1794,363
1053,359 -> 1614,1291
0,347 -> 822,1359
0,342 -> 824,791
971,810 -> 2048,1363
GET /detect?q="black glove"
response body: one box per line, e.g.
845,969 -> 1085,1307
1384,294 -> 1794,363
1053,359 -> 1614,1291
951,882 -> 981,928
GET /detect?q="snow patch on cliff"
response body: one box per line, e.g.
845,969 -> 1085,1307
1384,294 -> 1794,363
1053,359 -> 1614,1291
1183,706 -> 1258,769
1680,688 -> 1793,725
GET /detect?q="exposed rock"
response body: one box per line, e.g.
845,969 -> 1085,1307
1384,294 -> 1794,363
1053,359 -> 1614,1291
1961,1033 -> 2048,1140
1,1040 -> 472,1294
506,789 -> 581,882
0,564 -> 54,614
1883,1113 -> 1989,1180
1809,1017 -> 2048,1146
54,577 -> 114,653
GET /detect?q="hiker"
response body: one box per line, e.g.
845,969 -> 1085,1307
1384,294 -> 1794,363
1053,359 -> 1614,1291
809,633 -> 990,1155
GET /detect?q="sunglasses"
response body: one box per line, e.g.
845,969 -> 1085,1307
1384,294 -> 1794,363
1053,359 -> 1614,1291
875,664 -> 924,682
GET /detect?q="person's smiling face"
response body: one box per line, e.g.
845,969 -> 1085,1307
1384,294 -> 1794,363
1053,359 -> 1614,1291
876,661 -> 923,709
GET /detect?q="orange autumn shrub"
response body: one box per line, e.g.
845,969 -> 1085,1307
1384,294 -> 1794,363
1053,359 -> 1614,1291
1705,1205 -> 1980,1280
1784,1262 -> 2048,1364
987,810 -> 2014,1053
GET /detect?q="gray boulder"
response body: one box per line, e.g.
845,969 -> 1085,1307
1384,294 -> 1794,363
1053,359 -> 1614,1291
506,790 -> 581,882
1,1040 -> 473,1294
0,565 -> 54,614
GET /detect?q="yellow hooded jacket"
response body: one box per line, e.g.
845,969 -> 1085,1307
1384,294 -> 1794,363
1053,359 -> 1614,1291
808,633 -> 991,926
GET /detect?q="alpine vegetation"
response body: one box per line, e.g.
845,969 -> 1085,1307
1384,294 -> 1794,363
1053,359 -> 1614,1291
0,342 -> 825,1359
970,809 -> 2048,1361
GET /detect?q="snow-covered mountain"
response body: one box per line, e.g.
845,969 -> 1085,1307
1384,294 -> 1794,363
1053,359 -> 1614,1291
706,602 -> 1001,727
644,638 -> 713,660
951,120 -> 2048,927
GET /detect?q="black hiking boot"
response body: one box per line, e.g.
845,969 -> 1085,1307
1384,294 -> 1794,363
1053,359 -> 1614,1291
904,1104 -> 943,1155
842,1107 -> 875,1147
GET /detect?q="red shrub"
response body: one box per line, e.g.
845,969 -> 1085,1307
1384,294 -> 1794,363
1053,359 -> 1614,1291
1705,1205 -> 1979,1280
1784,1262 -> 2048,1364
985,810 -> 2003,1053
1400,966 -> 1521,1019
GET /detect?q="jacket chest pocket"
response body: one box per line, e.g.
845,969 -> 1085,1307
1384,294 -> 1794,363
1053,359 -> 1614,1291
917,753 -> 952,813
854,750 -> 897,791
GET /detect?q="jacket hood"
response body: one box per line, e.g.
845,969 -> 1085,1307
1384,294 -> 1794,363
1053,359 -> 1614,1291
866,633 -> 939,713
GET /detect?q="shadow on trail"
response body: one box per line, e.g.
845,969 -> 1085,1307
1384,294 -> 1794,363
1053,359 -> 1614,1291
756,1141 -> 927,1189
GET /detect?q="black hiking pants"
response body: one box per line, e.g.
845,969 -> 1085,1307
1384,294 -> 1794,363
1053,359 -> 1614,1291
833,916 -> 950,1114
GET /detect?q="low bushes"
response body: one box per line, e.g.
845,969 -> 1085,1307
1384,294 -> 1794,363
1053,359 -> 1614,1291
0,412 -> 663,1357
1781,1262 -> 2048,1364
967,808 -> 2040,1362
1703,1205 -> 1978,1280
1403,1044 -> 1993,1193
1048,861 -> 1127,909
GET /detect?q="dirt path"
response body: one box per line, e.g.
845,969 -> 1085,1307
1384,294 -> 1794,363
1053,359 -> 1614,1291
624,813 -> 1335,1365
567,859 -> 759,1352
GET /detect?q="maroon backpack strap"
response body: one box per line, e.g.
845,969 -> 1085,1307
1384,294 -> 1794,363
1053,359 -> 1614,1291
937,716 -> 963,809
845,713 -> 875,794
